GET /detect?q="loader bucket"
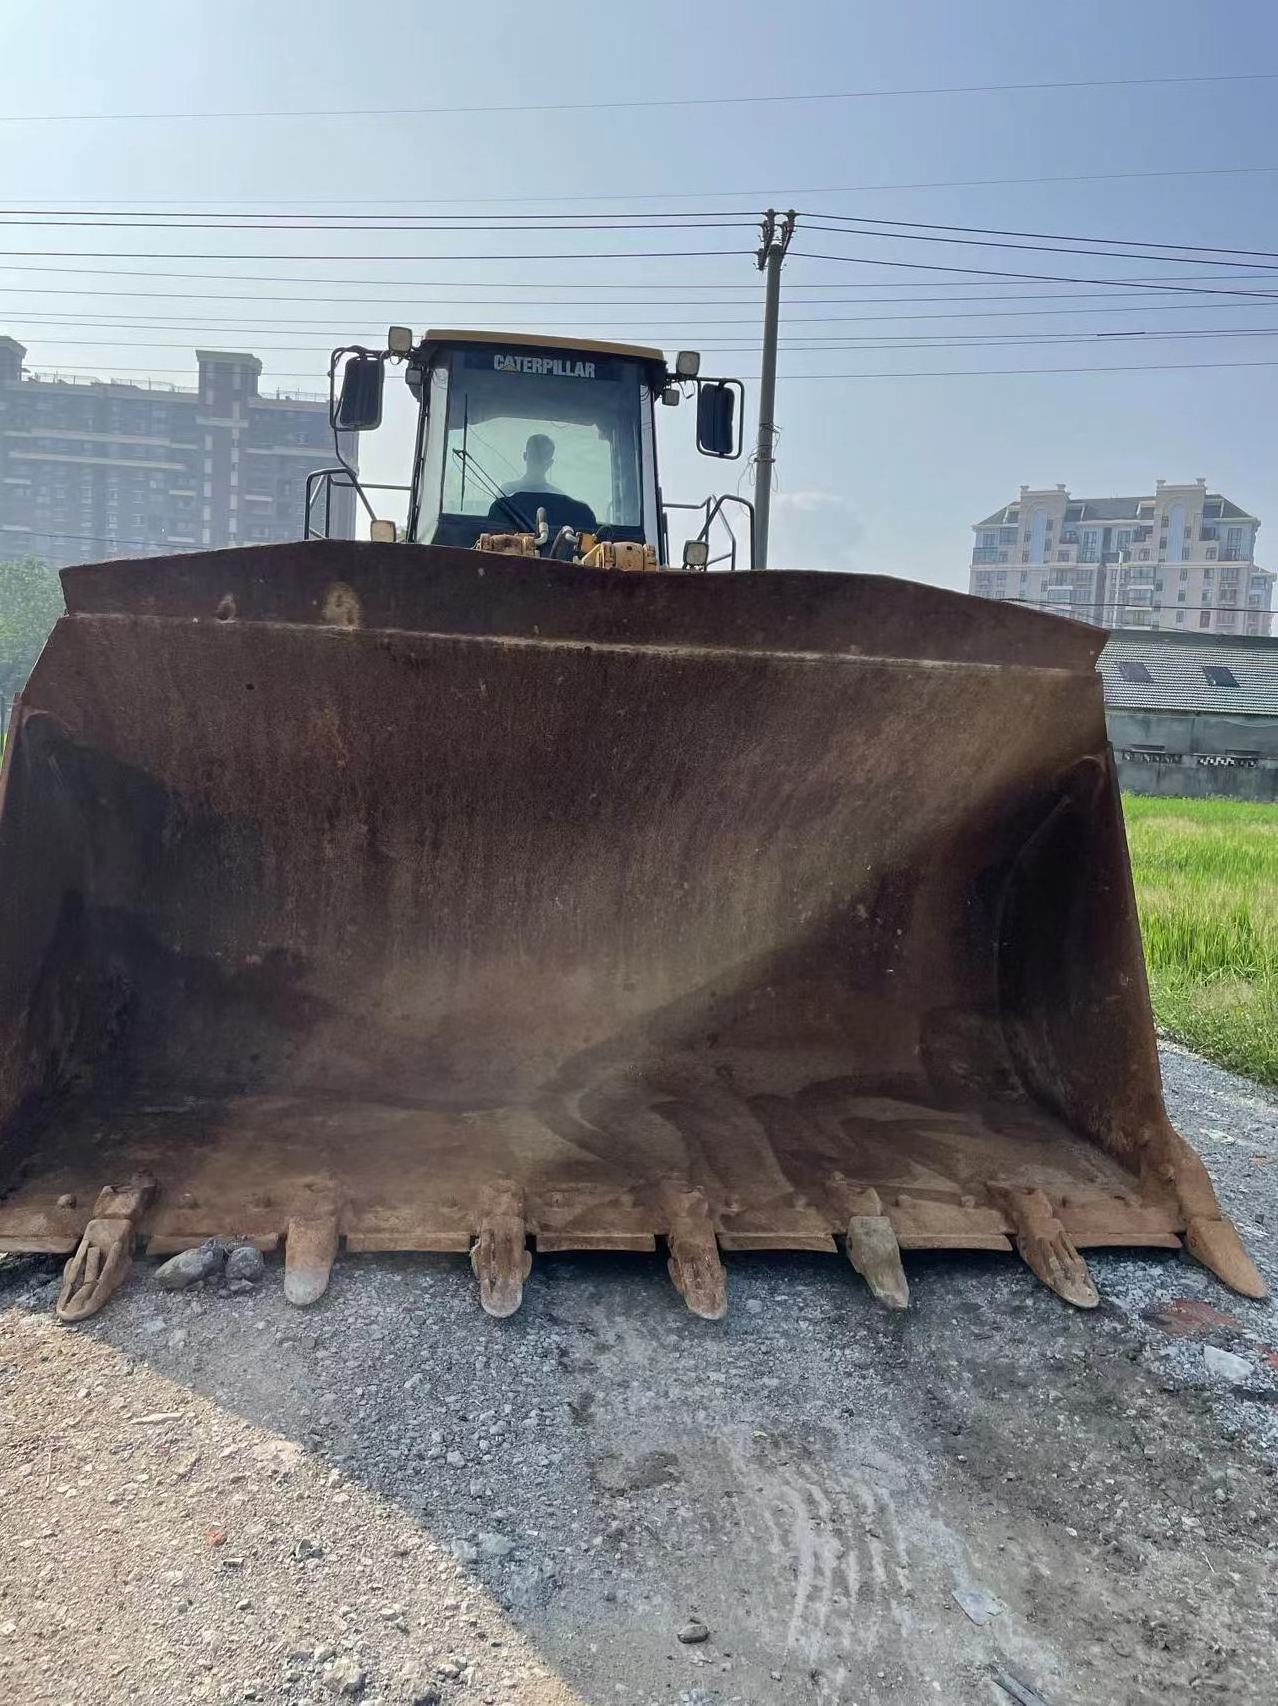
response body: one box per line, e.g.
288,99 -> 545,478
0,542 -> 1263,1318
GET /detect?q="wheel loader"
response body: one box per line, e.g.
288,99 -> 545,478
0,327 -> 1263,1323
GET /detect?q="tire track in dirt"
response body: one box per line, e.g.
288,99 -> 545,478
726,1430 -> 917,1696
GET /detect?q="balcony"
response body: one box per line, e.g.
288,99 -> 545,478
972,547 -> 1002,564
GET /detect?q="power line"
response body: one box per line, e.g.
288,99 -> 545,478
4,208 -> 1275,283
2,71 -> 1275,124
0,246 -> 754,263
3,258 -> 1274,293
3,164 -> 1277,206
1,211 -> 1275,275
766,357 -> 1278,378
7,285 -> 1278,325
0,215 -> 755,233
5,290 -> 1278,325
800,221 -> 1278,272
791,251 -> 1278,300
807,211 -> 1278,263
19,326 -> 1278,357
6,528 -> 198,551
23,356 -> 1278,384
16,206 -> 1273,276
725,327 -> 1278,350
0,209 -> 758,225
12,293 -> 1278,334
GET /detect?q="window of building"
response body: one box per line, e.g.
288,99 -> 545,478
1224,525 -> 1250,559
1199,610 -> 1212,628
1202,665 -> 1239,687
1177,590 -> 1186,603
1176,611 -> 1185,624
1137,548 -> 1150,560
1056,550 -> 1068,562
1116,660 -> 1153,683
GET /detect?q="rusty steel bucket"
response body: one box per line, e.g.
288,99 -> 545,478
0,542 -> 1263,1320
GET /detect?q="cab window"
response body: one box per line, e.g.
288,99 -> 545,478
438,347 -> 644,530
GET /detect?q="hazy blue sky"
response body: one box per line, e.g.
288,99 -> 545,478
2,0 -> 1276,581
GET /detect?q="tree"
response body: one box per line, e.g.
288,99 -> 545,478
0,556 -> 63,705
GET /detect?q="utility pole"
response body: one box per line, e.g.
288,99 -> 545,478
753,208 -> 795,569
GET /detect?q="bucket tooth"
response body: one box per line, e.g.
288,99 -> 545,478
284,1213 -> 339,1307
471,1183 -> 532,1319
56,1175 -> 156,1323
663,1185 -> 726,1321
994,1187 -> 1098,1308
842,1188 -> 909,1310
1185,1215 -> 1268,1299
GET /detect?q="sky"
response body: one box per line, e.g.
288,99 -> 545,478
1,0 -> 1276,584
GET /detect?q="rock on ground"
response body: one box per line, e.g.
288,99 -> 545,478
0,1043 -> 1276,1705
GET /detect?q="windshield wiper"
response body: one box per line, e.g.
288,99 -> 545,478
450,447 -> 534,533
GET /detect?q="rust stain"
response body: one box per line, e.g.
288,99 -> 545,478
1143,1297 -> 1246,1339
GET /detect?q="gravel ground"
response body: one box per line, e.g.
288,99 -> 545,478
1,1042 -> 1276,1706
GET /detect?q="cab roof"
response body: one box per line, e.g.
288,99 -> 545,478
423,328 -> 667,366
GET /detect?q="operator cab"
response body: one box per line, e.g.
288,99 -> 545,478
405,332 -> 665,553
319,325 -> 750,569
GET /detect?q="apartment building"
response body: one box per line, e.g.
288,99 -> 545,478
969,479 -> 1274,636
0,336 -> 355,569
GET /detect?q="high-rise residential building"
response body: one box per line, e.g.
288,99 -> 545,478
969,479 -> 1274,637
0,336 -> 356,569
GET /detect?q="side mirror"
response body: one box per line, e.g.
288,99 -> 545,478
696,381 -> 739,458
335,352 -> 385,431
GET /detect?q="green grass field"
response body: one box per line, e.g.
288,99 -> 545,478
1123,795 -> 1278,1086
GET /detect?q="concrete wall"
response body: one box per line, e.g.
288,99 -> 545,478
1109,707 -> 1278,802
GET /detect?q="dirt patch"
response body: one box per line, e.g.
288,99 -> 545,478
1,1045 -> 1275,1705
